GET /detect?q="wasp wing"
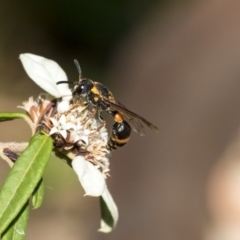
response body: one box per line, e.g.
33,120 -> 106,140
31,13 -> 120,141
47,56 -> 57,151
104,100 -> 159,136
114,101 -> 146,136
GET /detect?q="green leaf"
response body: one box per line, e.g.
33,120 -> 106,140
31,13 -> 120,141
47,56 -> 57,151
1,202 -> 29,240
32,179 -> 44,209
0,112 -> 28,122
0,134 -> 52,234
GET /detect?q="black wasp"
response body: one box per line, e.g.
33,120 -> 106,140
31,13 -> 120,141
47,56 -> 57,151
57,60 -> 159,150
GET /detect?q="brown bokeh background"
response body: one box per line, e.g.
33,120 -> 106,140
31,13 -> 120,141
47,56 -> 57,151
1,0 -> 240,239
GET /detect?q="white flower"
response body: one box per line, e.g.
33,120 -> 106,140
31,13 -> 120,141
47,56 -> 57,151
49,115 -> 75,139
19,53 -> 118,232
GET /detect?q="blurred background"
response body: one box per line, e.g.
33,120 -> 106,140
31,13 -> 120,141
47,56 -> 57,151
1,0 -> 240,239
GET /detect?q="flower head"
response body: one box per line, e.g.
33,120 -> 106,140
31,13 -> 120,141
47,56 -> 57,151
19,53 -> 118,232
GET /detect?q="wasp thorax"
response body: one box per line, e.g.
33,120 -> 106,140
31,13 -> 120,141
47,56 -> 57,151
20,94 -> 111,177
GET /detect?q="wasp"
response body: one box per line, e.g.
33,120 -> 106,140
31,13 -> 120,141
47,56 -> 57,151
57,60 -> 159,150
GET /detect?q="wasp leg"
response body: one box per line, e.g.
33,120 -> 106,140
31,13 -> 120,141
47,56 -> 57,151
81,107 -> 98,125
95,118 -> 106,131
106,110 -> 131,151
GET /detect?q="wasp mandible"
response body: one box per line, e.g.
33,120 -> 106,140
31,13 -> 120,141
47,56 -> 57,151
57,60 -> 159,150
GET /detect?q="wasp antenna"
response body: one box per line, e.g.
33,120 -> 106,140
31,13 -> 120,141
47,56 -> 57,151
56,80 -> 74,85
74,59 -> 82,78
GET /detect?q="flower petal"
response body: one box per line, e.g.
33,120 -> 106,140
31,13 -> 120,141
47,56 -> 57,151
59,130 -> 67,139
58,114 -> 66,125
49,118 -> 59,127
72,156 -> 106,197
65,122 -> 76,131
19,53 -> 72,98
49,127 -> 58,136
99,187 -> 119,233
74,135 -> 89,145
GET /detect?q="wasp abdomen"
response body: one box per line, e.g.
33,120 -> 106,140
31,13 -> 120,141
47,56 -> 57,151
107,120 -> 131,150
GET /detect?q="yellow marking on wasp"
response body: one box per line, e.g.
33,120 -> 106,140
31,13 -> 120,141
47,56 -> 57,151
94,96 -> 99,102
114,112 -> 123,123
111,136 -> 130,144
108,93 -> 114,101
91,86 -> 99,95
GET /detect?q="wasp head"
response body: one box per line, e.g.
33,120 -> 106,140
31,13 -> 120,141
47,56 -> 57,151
72,78 -> 93,98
